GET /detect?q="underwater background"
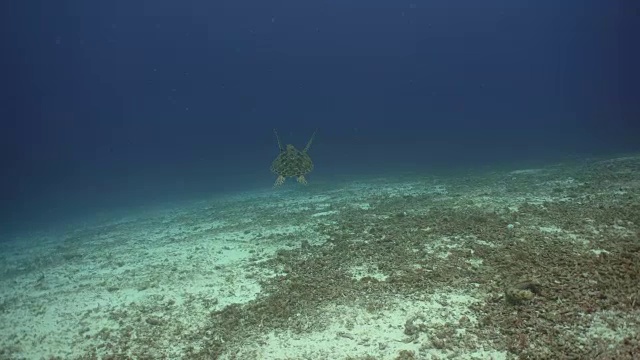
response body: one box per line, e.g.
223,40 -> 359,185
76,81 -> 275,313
3,0 -> 638,232
3,1 -> 640,359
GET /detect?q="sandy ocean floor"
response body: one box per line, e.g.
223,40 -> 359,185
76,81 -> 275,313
1,154 -> 639,359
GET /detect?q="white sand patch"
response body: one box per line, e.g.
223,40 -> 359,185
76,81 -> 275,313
585,310 -> 640,342
509,168 -> 545,175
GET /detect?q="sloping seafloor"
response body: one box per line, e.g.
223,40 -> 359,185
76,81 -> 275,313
1,154 -> 639,360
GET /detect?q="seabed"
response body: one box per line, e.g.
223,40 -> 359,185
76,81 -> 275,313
1,154 -> 639,359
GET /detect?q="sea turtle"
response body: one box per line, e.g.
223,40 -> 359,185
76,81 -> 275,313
270,129 -> 316,187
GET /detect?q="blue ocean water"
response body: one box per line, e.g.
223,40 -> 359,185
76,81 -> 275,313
2,0 -> 638,231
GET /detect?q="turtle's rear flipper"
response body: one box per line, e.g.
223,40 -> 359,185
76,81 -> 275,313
274,175 -> 286,187
297,175 -> 308,185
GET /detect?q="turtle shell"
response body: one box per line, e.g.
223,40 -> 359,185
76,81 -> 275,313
271,144 -> 314,178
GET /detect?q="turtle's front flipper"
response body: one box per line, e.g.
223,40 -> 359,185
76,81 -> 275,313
303,129 -> 317,153
274,129 -> 284,152
297,175 -> 308,185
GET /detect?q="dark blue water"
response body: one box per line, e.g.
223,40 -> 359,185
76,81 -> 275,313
2,0 -> 639,233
